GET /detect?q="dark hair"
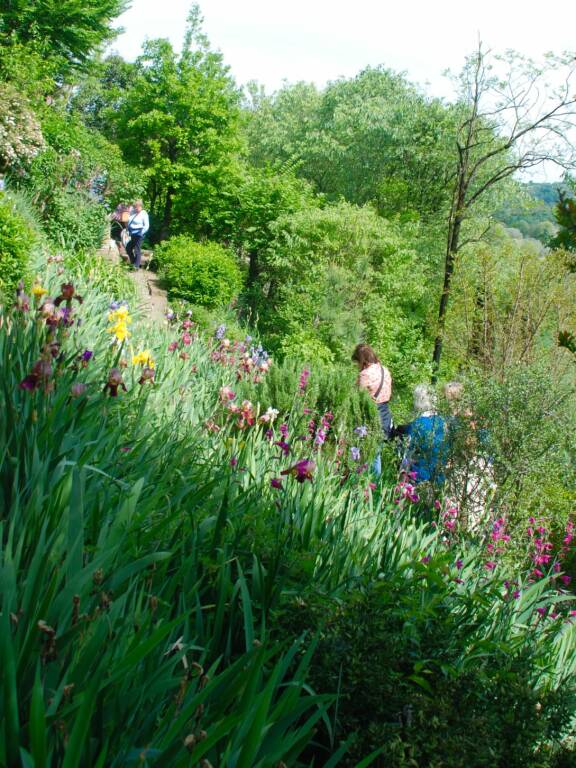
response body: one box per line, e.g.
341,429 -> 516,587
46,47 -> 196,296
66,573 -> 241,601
351,343 -> 379,370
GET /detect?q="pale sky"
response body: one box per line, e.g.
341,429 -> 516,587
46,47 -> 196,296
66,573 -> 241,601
113,0 -> 575,94
112,0 -> 576,181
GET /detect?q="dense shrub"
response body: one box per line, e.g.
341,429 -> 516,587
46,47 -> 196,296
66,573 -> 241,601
41,188 -> 106,251
156,235 -> 243,308
281,570 -> 575,768
0,192 -> 38,297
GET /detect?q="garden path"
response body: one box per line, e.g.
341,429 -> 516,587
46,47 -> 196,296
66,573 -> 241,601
96,235 -> 169,324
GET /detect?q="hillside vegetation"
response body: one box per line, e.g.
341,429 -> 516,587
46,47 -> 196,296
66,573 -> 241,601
1,1 -> 576,766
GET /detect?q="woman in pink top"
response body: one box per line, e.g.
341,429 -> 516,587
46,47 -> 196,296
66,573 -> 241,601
352,343 -> 393,439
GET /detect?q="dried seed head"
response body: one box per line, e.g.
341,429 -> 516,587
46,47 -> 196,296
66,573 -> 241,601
149,595 -> 158,613
38,620 -> 55,636
93,569 -> 104,585
199,674 -> 210,689
184,734 -> 196,751
200,761 -> 213,768
198,730 -> 207,741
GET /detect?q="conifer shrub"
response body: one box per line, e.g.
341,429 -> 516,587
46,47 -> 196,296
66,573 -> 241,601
155,235 -> 243,308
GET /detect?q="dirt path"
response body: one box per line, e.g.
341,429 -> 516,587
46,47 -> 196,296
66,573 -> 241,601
96,236 -> 169,325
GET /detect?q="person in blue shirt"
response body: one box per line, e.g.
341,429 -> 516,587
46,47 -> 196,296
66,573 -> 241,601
393,384 -> 448,485
126,200 -> 149,270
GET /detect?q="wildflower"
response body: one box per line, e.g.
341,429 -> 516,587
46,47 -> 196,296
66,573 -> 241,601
434,499 -> 442,511
271,478 -> 282,489
55,282 -> 83,306
132,350 -> 155,369
314,428 -> 327,447
104,368 -> 127,397
215,324 -> 226,340
259,406 -> 279,424
455,559 -> 463,570
219,386 -> 236,402
165,309 -> 176,322
20,359 -> 53,392
298,368 -> 310,394
31,283 -> 47,300
484,561 -> 497,571
421,556 -> 431,564
70,382 -> 87,397
513,590 -> 521,599
107,305 -> 132,343
274,440 -> 290,457
80,349 -> 93,366
279,423 -> 289,438
230,457 -> 238,468
179,351 -> 189,361
264,428 -> 274,441
205,419 -> 220,433
138,366 -> 155,385
182,332 -> 192,346
350,446 -> 361,462
182,319 -> 193,330
561,575 -> 571,586
281,459 -> 315,483
354,425 -> 368,438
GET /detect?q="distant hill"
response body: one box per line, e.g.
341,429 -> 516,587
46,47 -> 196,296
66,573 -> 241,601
495,181 -> 573,243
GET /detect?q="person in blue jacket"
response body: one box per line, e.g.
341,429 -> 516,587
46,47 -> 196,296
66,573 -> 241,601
393,384 -> 448,485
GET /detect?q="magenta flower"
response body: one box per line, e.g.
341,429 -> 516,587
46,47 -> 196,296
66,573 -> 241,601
298,368 -> 310,394
279,423 -> 288,438
168,341 -> 178,352
274,440 -> 290,457
281,459 -> 315,483
270,478 -> 282,489
484,561 -> 497,571
182,332 -> 192,346
455,559 -> 463,570
561,575 -> 571,586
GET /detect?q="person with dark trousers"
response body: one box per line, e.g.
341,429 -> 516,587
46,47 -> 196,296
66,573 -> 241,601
126,200 -> 149,269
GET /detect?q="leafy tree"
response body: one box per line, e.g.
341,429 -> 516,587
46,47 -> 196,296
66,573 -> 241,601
431,45 -> 576,377
229,166 -> 318,294
108,6 -> 241,241
0,0 -> 127,71
244,68 -> 459,223
256,202 -> 429,389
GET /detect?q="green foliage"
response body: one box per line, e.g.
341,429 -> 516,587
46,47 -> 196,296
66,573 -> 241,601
26,108 -> 144,208
255,201 -> 429,394
0,0 -> 127,72
287,572 -> 575,767
551,191 -> 576,252
105,8 -> 241,241
41,188 -> 106,251
244,67 -> 459,222
0,192 -> 42,297
156,235 -> 243,308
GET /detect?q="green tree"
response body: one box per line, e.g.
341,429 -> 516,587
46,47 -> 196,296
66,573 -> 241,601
431,45 -> 576,377
244,68 -> 459,222
256,202 -> 429,389
0,0 -> 127,71
550,190 -> 576,251
109,5 -> 241,241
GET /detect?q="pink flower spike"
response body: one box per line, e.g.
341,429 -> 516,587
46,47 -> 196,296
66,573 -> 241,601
561,575 -> 571,586
434,499 -> 441,510
484,561 -> 497,571
270,478 -> 282,489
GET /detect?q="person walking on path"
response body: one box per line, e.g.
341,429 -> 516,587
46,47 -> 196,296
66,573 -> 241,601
110,203 -> 131,260
126,200 -> 149,270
